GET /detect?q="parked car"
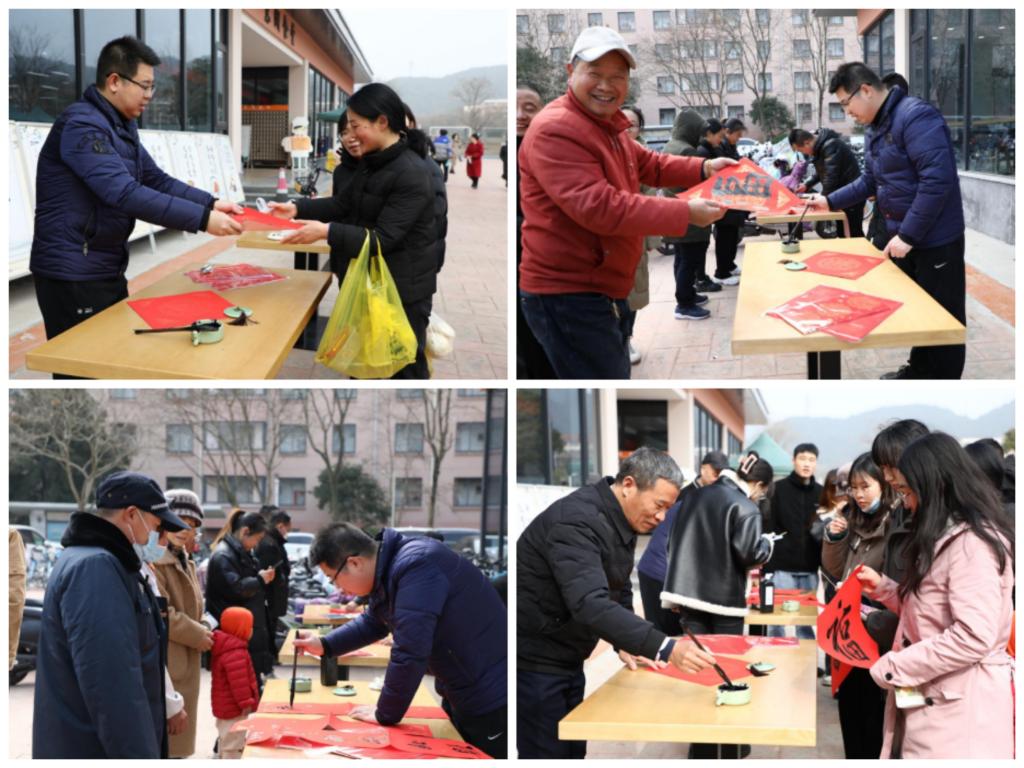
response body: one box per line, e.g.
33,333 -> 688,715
736,137 -> 758,157
284,531 -> 315,564
392,527 -> 480,551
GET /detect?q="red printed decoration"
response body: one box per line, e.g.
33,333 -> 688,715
230,207 -> 305,231
185,263 -> 287,292
802,251 -> 886,280
127,290 -> 235,329
816,564 -> 881,669
678,158 -> 803,214
767,285 -> 902,342
646,654 -> 753,686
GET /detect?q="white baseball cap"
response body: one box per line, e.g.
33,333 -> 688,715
569,26 -> 637,69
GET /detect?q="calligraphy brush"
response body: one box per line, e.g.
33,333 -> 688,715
133,320 -> 222,334
683,625 -> 736,688
289,637 -> 300,709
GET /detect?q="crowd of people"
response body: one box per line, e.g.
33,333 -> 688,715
517,422 -> 1015,759
23,470 -> 508,759
516,25 -> 969,380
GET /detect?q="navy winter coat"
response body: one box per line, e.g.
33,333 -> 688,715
30,85 -> 214,281
321,528 -> 506,724
33,512 -> 167,758
828,87 -> 964,249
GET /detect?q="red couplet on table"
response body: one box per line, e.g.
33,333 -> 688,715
678,158 -> 802,214
747,589 -> 820,606
646,654 -> 753,686
231,207 -> 305,231
817,564 -> 880,669
185,263 -> 287,292
127,290 -> 235,329
388,730 -> 491,759
694,635 -> 800,655
767,284 -> 902,342
802,251 -> 885,280
257,700 -> 449,720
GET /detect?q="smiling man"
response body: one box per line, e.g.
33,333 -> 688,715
518,26 -> 735,380
30,35 -> 243,362
516,447 -> 716,758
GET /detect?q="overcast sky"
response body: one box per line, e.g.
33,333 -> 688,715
343,10 -> 508,81
758,384 -> 1015,421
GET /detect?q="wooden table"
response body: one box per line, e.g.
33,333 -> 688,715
559,640 -> 817,747
299,604 -> 363,626
25,267 -> 330,379
755,210 -> 851,238
745,602 -> 818,627
732,238 -> 966,379
278,628 -> 390,669
241,678 -> 459,759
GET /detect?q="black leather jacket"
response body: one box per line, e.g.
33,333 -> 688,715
661,472 -> 773,616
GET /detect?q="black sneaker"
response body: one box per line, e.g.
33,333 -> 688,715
694,294 -> 709,306
880,365 -> 918,380
674,304 -> 711,320
694,277 -> 722,293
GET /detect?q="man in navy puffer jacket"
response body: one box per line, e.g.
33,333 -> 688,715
807,62 -> 966,380
296,524 -> 507,758
30,36 -> 243,351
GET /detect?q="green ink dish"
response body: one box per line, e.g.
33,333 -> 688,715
782,600 -> 801,612
290,677 -> 312,693
333,685 -> 357,697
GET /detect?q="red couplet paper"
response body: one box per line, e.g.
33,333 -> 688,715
230,207 -> 305,231
388,730 -> 491,759
747,589 -> 820,606
767,284 -> 902,342
257,700 -> 450,720
816,564 -> 881,669
646,654 -> 753,686
802,251 -> 885,280
830,656 -> 854,697
185,263 -> 287,292
694,635 -> 801,655
127,290 -> 235,329
678,157 -> 803,214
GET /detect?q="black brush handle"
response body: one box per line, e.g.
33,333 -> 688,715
683,625 -> 733,687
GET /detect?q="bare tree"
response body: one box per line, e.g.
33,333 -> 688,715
805,13 -> 833,126
9,390 -> 138,510
451,77 -> 492,134
721,9 -> 777,130
301,390 -> 354,518
415,390 -> 454,529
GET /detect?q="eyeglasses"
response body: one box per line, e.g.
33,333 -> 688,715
837,88 -> 863,109
330,555 -> 354,584
118,73 -> 156,95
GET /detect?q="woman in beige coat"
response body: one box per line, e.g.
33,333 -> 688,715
150,490 -> 212,758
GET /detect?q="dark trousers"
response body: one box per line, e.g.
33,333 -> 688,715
842,202 -> 865,238
34,273 -> 129,379
713,224 -> 740,278
436,159 -> 449,182
837,667 -> 885,759
677,608 -> 750,759
893,234 -> 966,378
470,176 -> 480,188
621,306 -> 637,339
638,571 -> 679,636
390,298 -> 432,379
519,291 -> 630,379
517,668 -> 586,759
673,241 -> 707,307
443,699 -> 507,759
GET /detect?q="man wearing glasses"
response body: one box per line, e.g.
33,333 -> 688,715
293,523 -> 507,758
30,35 -> 244,360
805,61 -> 966,380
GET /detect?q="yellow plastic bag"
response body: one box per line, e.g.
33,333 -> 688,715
315,231 -> 417,378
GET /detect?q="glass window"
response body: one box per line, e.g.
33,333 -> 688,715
880,13 -> 895,76
655,43 -> 672,60
909,11 -> 927,101
798,103 -> 813,123
727,105 -> 745,119
335,389 -> 358,400
704,41 -> 718,58
203,421 -> 265,451
166,389 -> 191,400
516,390 -> 545,483
657,76 -> 675,94
203,476 -> 265,504
215,46 -> 226,131
827,38 -> 844,58
929,9 -> 966,170
454,478 -> 483,508
331,423 -> 357,454
185,9 -> 212,131
456,422 -> 486,453
618,400 -> 668,454
548,390 -> 584,485
396,389 -> 424,399
863,26 -> 880,72
166,424 -> 193,454
395,478 -> 422,508
281,389 -> 306,400
618,12 -> 635,33
279,425 -> 306,455
759,73 -> 773,92
549,47 -> 566,63
727,74 -> 744,93
395,423 -> 424,454
725,40 -> 741,60
969,9 -> 1014,175
653,10 -> 672,30
516,15 -> 528,35
792,10 -> 808,26
829,15 -> 845,26
794,71 -> 811,91
757,41 -> 770,59
278,478 -> 306,507
83,9 -> 137,89
588,13 -> 603,27
756,10 -> 770,26
166,476 -> 193,492
110,389 -> 137,399
793,39 -> 810,58
582,390 -> 599,483
457,389 -> 487,397
143,9 -> 182,130
10,10 -> 77,122
547,14 -> 565,33
693,404 -> 722,474
727,432 -> 743,466
829,102 -> 845,121
659,107 -> 676,124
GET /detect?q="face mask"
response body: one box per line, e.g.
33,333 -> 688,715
860,496 -> 881,515
131,510 -> 166,563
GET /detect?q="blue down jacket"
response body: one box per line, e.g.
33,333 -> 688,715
30,85 -> 214,281
828,87 -> 964,249
321,528 -> 506,724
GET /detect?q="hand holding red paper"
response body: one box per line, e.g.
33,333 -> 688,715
280,220 -> 330,245
679,157 -> 802,215
267,201 -> 298,219
855,565 -> 882,595
816,564 -> 881,669
230,206 -> 304,231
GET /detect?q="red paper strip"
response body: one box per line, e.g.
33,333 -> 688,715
767,284 -> 902,341
388,730 -> 491,759
127,290 -> 235,330
747,589 -> 819,606
185,263 -> 287,292
694,634 -> 801,654
816,564 -> 880,669
678,158 -> 802,214
405,706 -> 450,720
802,251 -> 885,280
257,700 -> 450,720
821,306 -> 900,343
328,717 -> 432,736
231,207 -> 305,231
831,656 -> 854,696
646,654 -> 753,686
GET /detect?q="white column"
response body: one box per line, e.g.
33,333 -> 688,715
598,389 -> 620,477
289,62 -> 309,128
228,10 -> 243,169
894,11 -> 910,79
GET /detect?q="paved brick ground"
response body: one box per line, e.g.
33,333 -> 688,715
628,229 -> 1014,380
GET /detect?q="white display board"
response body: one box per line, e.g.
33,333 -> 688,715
164,131 -> 204,191
215,133 -> 245,203
9,129 -> 35,280
16,123 -> 50,204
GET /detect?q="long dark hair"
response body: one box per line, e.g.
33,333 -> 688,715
818,468 -> 842,509
212,507 -> 267,549
965,439 -> 1006,494
898,432 -> 1013,598
347,83 -> 429,158
848,452 -> 896,523
871,418 -> 929,469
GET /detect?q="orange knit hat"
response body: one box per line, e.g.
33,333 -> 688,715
220,607 -> 253,641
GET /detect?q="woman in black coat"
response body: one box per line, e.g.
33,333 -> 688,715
204,509 -> 276,678
271,83 -> 440,379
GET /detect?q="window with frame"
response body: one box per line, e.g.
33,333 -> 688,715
110,389 -> 137,399
680,41 -> 699,59
794,71 -> 812,91
655,43 -> 672,60
203,421 -> 265,451
334,389 -> 357,400
166,476 -> 193,492
395,423 -> 424,454
587,12 -> 602,27
516,15 -> 527,35
659,108 -> 677,125
828,15 -> 844,26
657,76 -> 675,94
203,476 -> 265,504
726,105 -> 745,119
726,74 -> 744,93
725,40 -> 741,59
618,12 -> 635,32
456,422 -> 486,453
798,103 -> 813,123
454,478 -> 483,508
166,389 -> 191,401
166,424 -> 193,454
653,10 -> 672,30
693,404 -> 723,474
280,389 -> 306,400
395,478 -> 423,508
704,41 -> 718,58
396,389 -> 424,400
457,389 -> 487,397
829,102 -> 845,121
9,10 -> 77,122
332,423 -> 357,454
827,38 -> 844,58
792,10 -> 808,26
757,40 -> 771,59
549,47 -> 566,63
758,73 -> 773,92
547,14 -> 565,33
756,10 -> 770,26
793,39 -> 811,58
279,425 -> 307,455
277,478 -> 305,507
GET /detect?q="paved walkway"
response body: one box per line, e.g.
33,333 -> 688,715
629,228 -> 1014,379
10,159 -> 507,379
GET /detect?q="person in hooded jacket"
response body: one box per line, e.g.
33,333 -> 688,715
254,508 -> 290,666
294,523 -> 507,758
403,104 -> 449,272
789,127 -> 864,237
205,509 -> 276,683
270,83 -> 440,379
712,118 -> 748,282
210,607 -> 260,760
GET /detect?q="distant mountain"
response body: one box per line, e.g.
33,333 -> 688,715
387,65 -> 507,121
757,402 -> 1014,472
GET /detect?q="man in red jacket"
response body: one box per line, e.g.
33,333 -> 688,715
519,26 -> 735,379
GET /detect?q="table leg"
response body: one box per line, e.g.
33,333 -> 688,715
292,251 -> 324,350
293,251 -> 320,271
806,351 -> 842,379
338,664 -> 350,682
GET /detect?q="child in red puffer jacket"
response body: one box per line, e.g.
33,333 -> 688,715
210,607 -> 259,759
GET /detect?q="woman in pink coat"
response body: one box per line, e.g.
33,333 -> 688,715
465,133 -> 484,189
857,432 -> 1014,759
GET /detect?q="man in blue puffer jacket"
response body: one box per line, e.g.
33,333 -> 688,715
30,36 -> 243,352
807,61 -> 966,380
296,524 -> 507,758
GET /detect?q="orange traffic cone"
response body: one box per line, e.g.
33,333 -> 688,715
274,167 -> 288,202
